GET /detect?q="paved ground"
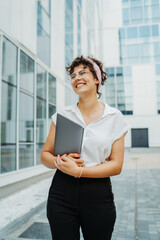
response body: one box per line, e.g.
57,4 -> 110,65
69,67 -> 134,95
1,151 -> 160,240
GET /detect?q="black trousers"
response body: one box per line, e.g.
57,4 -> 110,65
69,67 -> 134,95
47,169 -> 116,240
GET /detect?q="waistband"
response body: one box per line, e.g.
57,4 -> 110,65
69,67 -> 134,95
56,169 -> 111,184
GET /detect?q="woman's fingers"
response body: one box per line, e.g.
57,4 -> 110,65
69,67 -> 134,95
68,153 -> 81,158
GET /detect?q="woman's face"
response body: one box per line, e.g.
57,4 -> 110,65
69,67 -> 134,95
70,64 -> 99,96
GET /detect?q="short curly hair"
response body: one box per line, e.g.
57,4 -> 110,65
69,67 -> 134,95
66,55 -> 108,99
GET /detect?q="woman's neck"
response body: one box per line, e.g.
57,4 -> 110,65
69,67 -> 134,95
77,96 -> 102,114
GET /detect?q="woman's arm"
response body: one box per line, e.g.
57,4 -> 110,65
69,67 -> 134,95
56,133 -> 126,178
41,122 -> 58,169
41,122 -> 84,169
81,134 -> 125,178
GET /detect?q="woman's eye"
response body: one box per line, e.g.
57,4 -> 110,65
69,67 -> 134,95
80,71 -> 86,75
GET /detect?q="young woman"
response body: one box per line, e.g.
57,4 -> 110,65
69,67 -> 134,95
41,56 -> 130,240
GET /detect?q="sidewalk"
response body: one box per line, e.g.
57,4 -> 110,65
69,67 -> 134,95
0,150 -> 160,239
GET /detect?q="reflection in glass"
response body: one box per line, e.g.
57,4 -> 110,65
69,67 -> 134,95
2,37 -> 17,85
20,50 -> 34,94
130,0 -> 142,7
37,1 -> 51,66
65,0 -> 73,65
123,8 -> 129,25
77,3 -> 81,56
131,7 -> 142,23
105,68 -> 115,107
139,26 -> 150,37
151,5 -> 160,21
1,145 -> 16,173
154,42 -> 160,62
37,64 -> 46,99
19,144 -> 34,169
144,6 -> 149,22
140,43 -> 151,62
128,45 -> 139,58
152,25 -> 159,36
119,28 -> 125,39
1,82 -> 17,143
155,64 -> 160,74
36,143 -> 44,165
36,98 -> 46,144
127,27 -> 138,38
49,74 -> 56,104
1,81 -> 17,173
19,92 -> 34,142
105,67 -> 133,115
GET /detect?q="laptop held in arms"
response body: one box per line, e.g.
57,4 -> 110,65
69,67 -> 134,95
54,114 -> 84,156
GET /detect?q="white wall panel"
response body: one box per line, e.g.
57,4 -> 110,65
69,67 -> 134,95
103,29 -> 120,66
102,0 -> 122,29
132,64 -> 157,115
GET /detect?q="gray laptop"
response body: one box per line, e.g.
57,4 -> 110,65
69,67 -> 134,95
54,114 -> 84,156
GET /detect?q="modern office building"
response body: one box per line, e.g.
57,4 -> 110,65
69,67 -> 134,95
102,0 -> 160,149
0,0 -> 103,179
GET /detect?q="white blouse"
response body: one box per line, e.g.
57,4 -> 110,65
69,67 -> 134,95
51,102 -> 130,167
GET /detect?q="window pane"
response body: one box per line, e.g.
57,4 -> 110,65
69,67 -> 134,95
1,81 -> 17,173
130,0 -> 142,7
144,6 -> 149,22
1,82 -> 17,144
123,8 -> 129,25
48,104 -> 56,119
37,1 -> 51,66
19,92 -> 34,142
140,43 -> 150,57
151,0 -> 159,5
19,144 -> 34,169
2,37 -> 17,85
123,66 -> 132,76
105,68 -> 115,107
127,27 -> 138,38
151,5 -> 160,21
36,143 -> 44,165
155,64 -> 160,75
139,26 -> 150,37
128,45 -> 139,58
20,51 -> 34,94
154,42 -> 160,61
131,7 -> 142,23
119,28 -> 125,39
1,145 -> 16,173
152,25 -> 159,36
49,74 -> 56,104
36,98 -> 46,144
37,64 -> 46,99
48,104 -> 56,127
106,68 -> 114,77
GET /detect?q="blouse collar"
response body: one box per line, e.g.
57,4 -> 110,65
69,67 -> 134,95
65,102 -> 117,118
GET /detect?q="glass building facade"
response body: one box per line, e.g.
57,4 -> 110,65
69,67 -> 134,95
65,0 -> 103,105
0,0 -> 103,175
37,0 -> 51,67
0,35 -> 56,174
106,0 -> 160,115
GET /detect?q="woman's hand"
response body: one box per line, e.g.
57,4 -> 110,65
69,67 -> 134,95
67,153 -> 84,167
54,154 -> 82,177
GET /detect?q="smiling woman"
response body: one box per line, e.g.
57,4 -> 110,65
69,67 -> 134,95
41,55 -> 130,240
66,56 -> 108,98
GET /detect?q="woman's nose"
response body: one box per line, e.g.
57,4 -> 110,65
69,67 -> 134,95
75,74 -> 81,81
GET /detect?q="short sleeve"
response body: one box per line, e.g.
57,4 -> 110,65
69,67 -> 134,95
51,112 -> 57,125
112,111 -> 130,143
